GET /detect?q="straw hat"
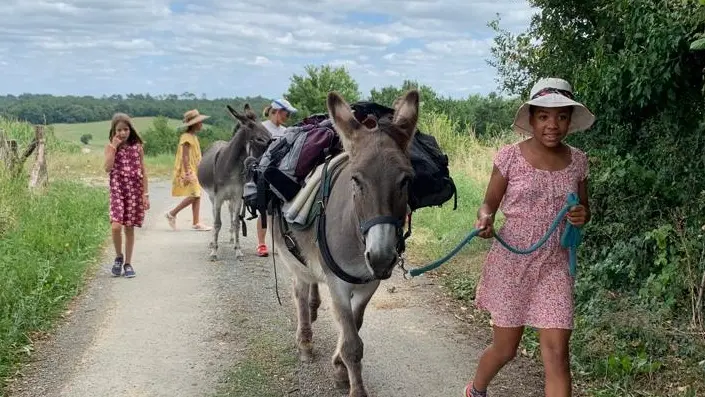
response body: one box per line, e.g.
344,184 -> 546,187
513,77 -> 595,135
180,109 -> 210,129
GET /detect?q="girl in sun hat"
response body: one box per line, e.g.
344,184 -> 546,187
464,77 -> 595,397
165,109 -> 212,231
254,97 -> 298,257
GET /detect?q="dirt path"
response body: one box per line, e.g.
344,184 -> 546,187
7,180 -> 543,397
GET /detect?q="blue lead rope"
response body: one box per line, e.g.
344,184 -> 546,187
406,193 -> 582,278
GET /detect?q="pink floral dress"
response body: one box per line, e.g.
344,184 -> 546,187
475,142 -> 589,329
109,143 -> 145,227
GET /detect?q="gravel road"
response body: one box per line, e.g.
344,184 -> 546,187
7,180 -> 543,397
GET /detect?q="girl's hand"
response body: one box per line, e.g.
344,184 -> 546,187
182,171 -> 195,185
111,135 -> 124,148
475,212 -> 495,239
567,205 -> 587,226
143,194 -> 150,210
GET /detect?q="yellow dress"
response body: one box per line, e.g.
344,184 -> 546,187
171,132 -> 202,197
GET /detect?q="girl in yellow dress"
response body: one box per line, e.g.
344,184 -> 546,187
165,109 -> 212,231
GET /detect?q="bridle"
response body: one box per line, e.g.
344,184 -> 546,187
316,158 -> 407,285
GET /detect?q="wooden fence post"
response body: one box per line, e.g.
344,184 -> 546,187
0,129 -> 20,172
28,125 -> 48,190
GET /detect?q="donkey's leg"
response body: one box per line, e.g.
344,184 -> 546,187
351,281 -> 379,331
230,196 -> 244,258
293,277 -> 314,362
209,194 -> 223,261
227,199 -> 236,244
328,281 -> 368,397
309,283 -> 321,323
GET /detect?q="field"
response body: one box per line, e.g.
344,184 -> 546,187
52,117 -> 183,149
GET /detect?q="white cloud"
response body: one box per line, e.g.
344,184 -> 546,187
0,0 -> 537,98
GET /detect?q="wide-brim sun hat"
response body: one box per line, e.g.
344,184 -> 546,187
271,98 -> 297,114
513,77 -> 595,135
180,109 -> 210,129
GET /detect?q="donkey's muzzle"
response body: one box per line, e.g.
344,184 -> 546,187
364,223 -> 400,277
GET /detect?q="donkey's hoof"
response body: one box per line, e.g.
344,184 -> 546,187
209,253 -> 218,261
333,368 -> 349,389
348,389 -> 368,397
298,343 -> 314,363
234,248 -> 244,259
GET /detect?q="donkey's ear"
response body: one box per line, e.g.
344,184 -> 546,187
327,91 -> 363,153
243,103 -> 257,121
390,90 -> 420,151
226,104 -> 249,124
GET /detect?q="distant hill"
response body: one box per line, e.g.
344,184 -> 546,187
0,93 -> 273,129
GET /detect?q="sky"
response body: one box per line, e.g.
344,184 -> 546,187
0,0 -> 536,100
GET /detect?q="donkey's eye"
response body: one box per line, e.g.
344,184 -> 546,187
399,176 -> 412,189
351,175 -> 363,190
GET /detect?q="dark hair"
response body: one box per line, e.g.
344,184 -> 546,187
109,113 -> 143,145
529,105 -> 574,116
186,123 -> 200,133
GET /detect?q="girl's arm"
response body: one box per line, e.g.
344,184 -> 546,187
181,142 -> 193,181
104,143 -> 117,172
577,178 -> 591,224
478,165 -> 508,219
139,144 -> 149,194
475,165 -> 508,238
139,144 -> 150,210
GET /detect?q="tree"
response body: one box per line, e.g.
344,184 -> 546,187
285,65 -> 361,117
369,80 -> 439,108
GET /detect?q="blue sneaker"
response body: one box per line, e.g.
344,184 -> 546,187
123,264 -> 136,278
111,255 -> 124,277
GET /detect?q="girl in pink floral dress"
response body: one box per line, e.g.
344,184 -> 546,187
104,113 -> 150,278
465,78 -> 595,397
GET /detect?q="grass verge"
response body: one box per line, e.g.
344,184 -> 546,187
0,173 -> 108,387
0,117 -> 111,391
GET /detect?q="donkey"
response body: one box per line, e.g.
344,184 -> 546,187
197,104 -> 272,261
268,90 -> 419,397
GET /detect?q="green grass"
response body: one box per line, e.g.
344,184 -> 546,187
0,173 -> 109,387
0,117 -> 111,391
52,116 -> 183,148
213,315 -> 298,397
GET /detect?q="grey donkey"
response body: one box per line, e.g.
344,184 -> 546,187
268,90 -> 419,397
197,104 -> 272,261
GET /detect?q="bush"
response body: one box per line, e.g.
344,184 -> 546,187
79,133 -> 92,145
142,116 -> 177,156
142,116 -> 232,157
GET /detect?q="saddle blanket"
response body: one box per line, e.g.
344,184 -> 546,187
282,152 -> 349,227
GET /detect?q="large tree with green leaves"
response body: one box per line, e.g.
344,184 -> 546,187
284,65 -> 361,117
